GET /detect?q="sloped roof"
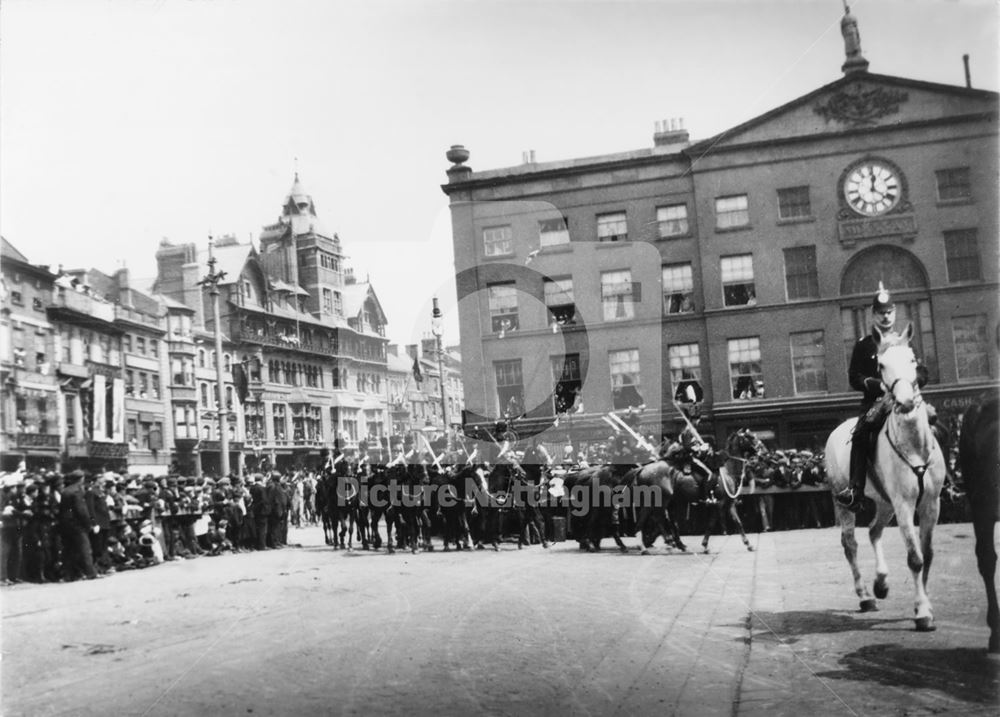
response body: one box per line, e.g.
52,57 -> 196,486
1,237 -> 29,263
387,351 -> 415,374
268,278 -> 309,296
153,293 -> 196,313
196,241 -> 255,286
341,282 -> 387,326
687,72 -> 998,155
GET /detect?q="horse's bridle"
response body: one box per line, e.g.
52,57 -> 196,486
885,377 -> 924,413
881,376 -> 936,505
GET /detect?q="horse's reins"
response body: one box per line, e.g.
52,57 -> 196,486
883,384 -> 935,507
718,456 -> 747,500
881,374 -> 935,506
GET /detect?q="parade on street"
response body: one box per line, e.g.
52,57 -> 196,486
2,1 -> 998,715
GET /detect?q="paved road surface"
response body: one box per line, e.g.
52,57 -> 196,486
2,523 -> 997,716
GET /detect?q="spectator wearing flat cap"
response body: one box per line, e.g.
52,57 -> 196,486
250,474 -> 270,550
85,477 -> 113,573
265,472 -> 287,549
1,484 -> 27,584
58,471 -> 98,580
159,476 -> 182,561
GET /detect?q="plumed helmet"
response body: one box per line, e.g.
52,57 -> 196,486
871,281 -> 895,312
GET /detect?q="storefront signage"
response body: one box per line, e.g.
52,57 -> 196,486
838,214 -> 916,246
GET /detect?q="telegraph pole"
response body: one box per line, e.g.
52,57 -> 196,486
199,236 -> 230,477
430,297 -> 450,450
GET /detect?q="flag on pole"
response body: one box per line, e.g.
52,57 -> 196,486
412,355 -> 423,384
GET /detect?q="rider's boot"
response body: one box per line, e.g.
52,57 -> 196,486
836,433 -> 867,512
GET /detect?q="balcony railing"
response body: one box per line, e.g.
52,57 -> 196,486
52,290 -> 115,322
233,329 -> 387,364
14,433 -> 61,449
66,441 -> 128,459
232,329 -> 339,357
115,305 -> 163,328
198,440 -> 246,452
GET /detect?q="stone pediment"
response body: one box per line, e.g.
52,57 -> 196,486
691,73 -> 998,152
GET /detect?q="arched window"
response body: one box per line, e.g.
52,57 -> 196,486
198,349 -> 206,368
840,245 -> 937,382
840,245 -> 928,297
226,385 -> 234,409
200,383 -> 209,408
224,354 -> 231,371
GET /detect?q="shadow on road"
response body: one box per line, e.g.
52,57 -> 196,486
748,609 -> 911,644
816,644 -> 1000,705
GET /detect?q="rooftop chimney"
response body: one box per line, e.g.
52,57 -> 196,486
653,117 -> 690,147
963,54 -> 972,88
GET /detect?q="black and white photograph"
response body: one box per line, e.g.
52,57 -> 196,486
1,1 -> 998,715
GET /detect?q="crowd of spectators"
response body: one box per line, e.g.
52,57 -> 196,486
0,468 -> 314,586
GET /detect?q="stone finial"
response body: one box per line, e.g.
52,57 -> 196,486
446,145 -> 472,182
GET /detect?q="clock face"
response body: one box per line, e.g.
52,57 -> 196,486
844,162 -> 901,216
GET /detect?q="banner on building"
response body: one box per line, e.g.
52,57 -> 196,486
92,374 -> 107,440
112,377 -> 125,443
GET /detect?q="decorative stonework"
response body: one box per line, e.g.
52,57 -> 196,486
837,214 -> 918,247
814,85 -> 909,126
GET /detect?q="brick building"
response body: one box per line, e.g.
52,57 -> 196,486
441,8 -> 998,452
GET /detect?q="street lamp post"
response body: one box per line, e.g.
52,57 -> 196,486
430,297 -> 449,450
199,236 -> 230,478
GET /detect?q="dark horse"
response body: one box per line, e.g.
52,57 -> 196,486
476,462 -> 529,550
387,461 -> 433,554
562,463 -> 631,553
958,387 -> 1000,653
433,463 -> 475,551
633,428 -> 765,554
365,464 -> 397,553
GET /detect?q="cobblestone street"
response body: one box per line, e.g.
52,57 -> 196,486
2,523 -> 997,716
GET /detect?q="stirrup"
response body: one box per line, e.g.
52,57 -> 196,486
835,487 -> 861,512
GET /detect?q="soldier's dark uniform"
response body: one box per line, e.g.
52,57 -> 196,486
58,472 -> 97,580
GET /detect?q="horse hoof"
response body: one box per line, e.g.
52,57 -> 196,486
387,548 -> 395,554
619,546 -> 628,554
492,544 -> 499,552
640,548 -> 650,556
443,545 -> 450,552
859,599 -> 878,612
873,578 -> 889,600
914,617 -> 936,632
745,545 -> 754,552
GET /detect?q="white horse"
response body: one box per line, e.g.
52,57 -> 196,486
824,324 -> 946,631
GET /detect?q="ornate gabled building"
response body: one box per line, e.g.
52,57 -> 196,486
442,7 -> 998,452
154,174 -> 391,472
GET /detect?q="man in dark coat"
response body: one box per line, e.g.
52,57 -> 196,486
159,476 -> 182,560
250,474 -> 270,550
58,471 -> 98,580
85,476 -> 113,573
265,472 -> 287,548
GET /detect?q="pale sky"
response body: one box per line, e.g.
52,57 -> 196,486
1,0 -> 996,347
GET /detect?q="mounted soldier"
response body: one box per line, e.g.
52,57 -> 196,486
836,283 -> 929,512
663,379 -> 716,503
